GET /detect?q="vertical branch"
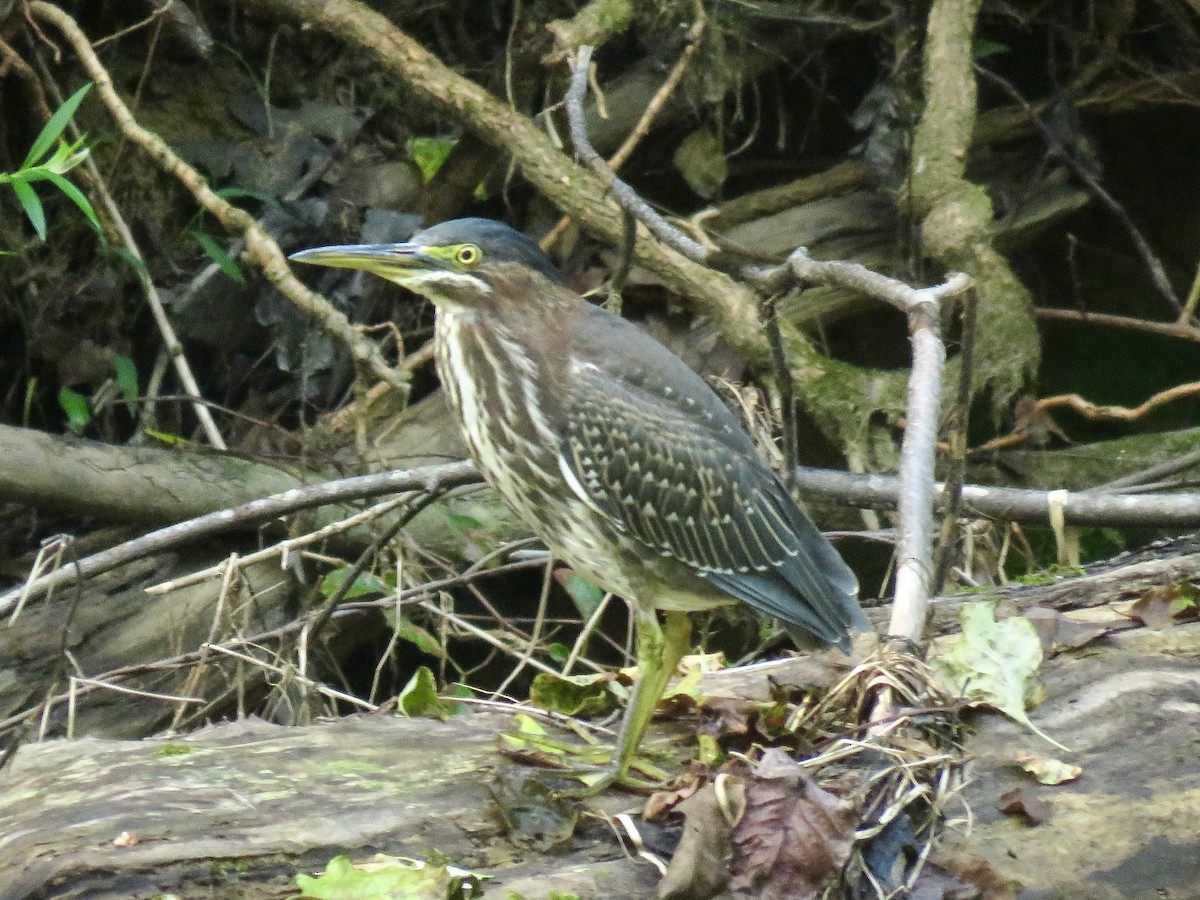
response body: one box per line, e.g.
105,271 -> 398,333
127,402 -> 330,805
781,253 -> 967,644
888,297 -> 946,642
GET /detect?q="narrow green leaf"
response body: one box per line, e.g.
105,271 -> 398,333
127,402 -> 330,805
113,356 -> 139,411
12,167 -> 54,183
393,617 -> 445,659
142,429 -> 189,445
23,83 -> 93,168
58,386 -> 91,431
972,40 -> 1009,59
114,247 -> 149,276
11,180 -> 46,239
554,570 -> 606,618
42,172 -> 100,231
319,567 -> 387,600
43,135 -> 90,175
189,231 -> 245,283
446,511 -> 485,533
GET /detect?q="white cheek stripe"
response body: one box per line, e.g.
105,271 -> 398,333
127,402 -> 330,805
398,270 -> 493,304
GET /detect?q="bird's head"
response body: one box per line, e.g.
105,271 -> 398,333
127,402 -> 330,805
289,217 -> 565,313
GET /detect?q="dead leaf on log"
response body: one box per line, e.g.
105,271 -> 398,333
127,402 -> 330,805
933,602 -> 1068,750
1124,585 -> 1199,630
926,847 -> 1024,899
1022,606 -> 1110,653
658,780 -> 745,900
998,787 -> 1052,824
644,770 -> 705,822
729,748 -> 858,899
701,696 -> 755,737
1013,750 -> 1082,785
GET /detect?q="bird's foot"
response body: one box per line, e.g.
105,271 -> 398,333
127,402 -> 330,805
551,761 -> 666,797
498,722 -> 670,796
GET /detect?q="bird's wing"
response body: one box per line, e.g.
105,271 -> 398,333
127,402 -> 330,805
560,359 -> 864,648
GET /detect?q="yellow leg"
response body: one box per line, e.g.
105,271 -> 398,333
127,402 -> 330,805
559,608 -> 692,797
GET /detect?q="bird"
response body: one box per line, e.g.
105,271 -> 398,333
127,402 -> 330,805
290,217 -> 868,793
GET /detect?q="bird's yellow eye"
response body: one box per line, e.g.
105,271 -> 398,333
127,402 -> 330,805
455,244 -> 481,266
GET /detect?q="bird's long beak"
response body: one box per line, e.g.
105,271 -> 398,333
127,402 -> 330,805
288,242 -> 428,279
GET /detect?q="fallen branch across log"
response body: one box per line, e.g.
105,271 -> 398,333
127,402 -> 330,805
5,456 -> 1199,617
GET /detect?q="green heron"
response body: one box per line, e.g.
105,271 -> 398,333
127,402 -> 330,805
291,218 -> 868,792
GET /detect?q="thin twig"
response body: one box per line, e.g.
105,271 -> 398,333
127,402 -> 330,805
791,466 -> 1200,527
1038,382 -> 1200,422
764,294 -> 797,488
1033,307 -> 1200,345
931,289 -> 978,594
1089,446 -> 1200,494
566,45 -> 710,262
0,460 -> 480,616
542,4 -> 705,250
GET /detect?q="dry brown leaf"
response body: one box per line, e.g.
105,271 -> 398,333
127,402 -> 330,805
997,787 -> 1052,824
701,696 -> 755,737
1013,750 -> 1082,785
1022,606 -> 1109,653
1128,589 -> 1177,630
730,749 -> 857,899
658,781 -> 744,900
643,771 -> 705,822
927,847 -> 1024,899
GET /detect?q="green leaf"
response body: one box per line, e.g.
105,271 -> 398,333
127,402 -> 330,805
529,672 -> 617,717
23,83 -> 93,168
379,613 -> 445,659
972,40 -> 1009,59
58,386 -> 91,431
546,642 -> 571,664
406,136 -> 456,183
554,570 -> 605,618
12,179 -> 47,239
672,125 -> 727,199
189,231 -> 245,283
396,666 -> 460,719
142,429 -> 190,446
445,511 -> 484,534
113,355 -> 140,411
933,602 -> 1068,750
320,567 -> 388,600
42,171 -> 100,231
113,247 -> 150,276
43,134 -> 90,176
296,853 -> 482,899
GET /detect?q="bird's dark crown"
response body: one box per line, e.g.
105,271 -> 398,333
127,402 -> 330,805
414,218 -> 564,284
